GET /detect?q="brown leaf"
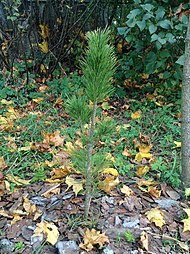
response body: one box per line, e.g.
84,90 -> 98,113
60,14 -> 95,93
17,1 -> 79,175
120,185 -> 134,196
0,157 -> 8,170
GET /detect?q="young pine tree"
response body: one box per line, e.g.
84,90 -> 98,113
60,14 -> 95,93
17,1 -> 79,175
66,28 -> 116,219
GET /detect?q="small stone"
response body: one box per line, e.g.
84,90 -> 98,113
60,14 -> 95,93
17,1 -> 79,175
102,246 -> 114,254
115,215 -> 122,226
0,239 -> 15,253
56,240 -> 79,254
123,217 -> 139,228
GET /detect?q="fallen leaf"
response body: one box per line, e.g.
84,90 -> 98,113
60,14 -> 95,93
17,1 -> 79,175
140,231 -> 149,251
0,157 -> 7,170
172,141 -> 181,149
65,176 -> 83,196
137,179 -> 157,187
148,186 -> 161,198
136,166 -> 150,176
185,188 -> 190,197
42,130 -> 65,147
23,196 -> 37,215
99,176 -> 119,194
182,209 -> 190,232
33,221 -> 59,245
102,167 -> 119,176
52,166 -> 70,179
122,147 -> 132,157
32,97 -> 44,103
79,228 -> 109,251
39,41 -> 48,53
120,185 -> 134,196
41,184 -> 61,198
101,102 -> 115,110
146,208 -> 165,228
6,174 -> 31,186
131,111 -> 141,119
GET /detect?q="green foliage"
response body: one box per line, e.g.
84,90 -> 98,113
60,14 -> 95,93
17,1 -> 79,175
117,0 -> 188,91
66,28 -> 117,218
124,230 -> 135,243
80,29 -> 117,103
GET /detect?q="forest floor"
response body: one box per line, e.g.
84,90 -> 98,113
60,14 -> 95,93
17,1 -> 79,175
0,76 -> 187,254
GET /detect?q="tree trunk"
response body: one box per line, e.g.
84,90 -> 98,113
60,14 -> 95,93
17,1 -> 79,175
182,17 -> 190,187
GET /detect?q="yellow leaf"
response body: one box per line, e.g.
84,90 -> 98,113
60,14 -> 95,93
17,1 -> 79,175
105,153 -> 116,163
146,208 -> 165,228
172,141 -> 181,149
34,221 -> 59,245
6,174 -> 31,186
0,210 -> 13,218
120,185 -> 134,196
1,99 -> 13,105
64,141 -> 75,155
182,209 -> 190,232
136,166 -> 150,176
140,231 -> 149,251
102,167 -> 119,176
139,145 -> 151,153
23,196 -> 37,215
52,166 -> 70,179
135,152 -> 152,162
32,97 -> 44,103
39,24 -> 49,39
39,41 -> 48,53
185,188 -> 190,197
131,111 -> 141,119
79,228 -> 109,251
65,176 -> 83,196
137,179 -> 157,187
101,102 -> 115,110
98,176 -> 119,194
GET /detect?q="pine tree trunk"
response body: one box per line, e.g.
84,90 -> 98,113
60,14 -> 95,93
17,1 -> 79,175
182,17 -> 190,187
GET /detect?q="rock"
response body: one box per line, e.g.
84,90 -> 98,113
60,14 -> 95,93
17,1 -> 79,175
0,239 -> 15,254
155,199 -> 179,209
56,240 -> 79,254
102,245 -> 114,254
123,217 -> 139,228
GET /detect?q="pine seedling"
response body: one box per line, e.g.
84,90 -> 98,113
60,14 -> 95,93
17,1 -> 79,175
66,28 -> 116,219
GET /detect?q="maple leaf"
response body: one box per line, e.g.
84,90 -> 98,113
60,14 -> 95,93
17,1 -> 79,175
120,185 -> 134,196
79,228 -> 109,251
98,176 -> 119,194
182,208 -> 190,232
148,186 -> 161,198
146,208 -> 165,228
65,176 -> 83,196
33,221 -> 59,245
